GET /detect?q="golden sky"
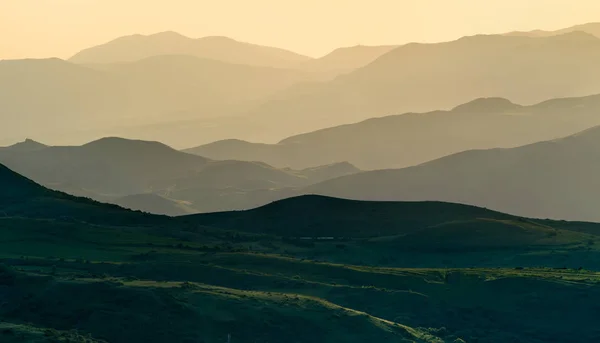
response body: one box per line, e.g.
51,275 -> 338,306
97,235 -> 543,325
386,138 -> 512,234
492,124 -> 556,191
1,0 -> 599,59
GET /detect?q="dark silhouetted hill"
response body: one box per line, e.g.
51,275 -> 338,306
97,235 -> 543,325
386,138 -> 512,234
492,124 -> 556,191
0,163 -> 161,226
69,32 -> 312,68
113,193 -> 197,216
185,94 -> 600,170
190,195 -> 514,237
3,167 -> 600,343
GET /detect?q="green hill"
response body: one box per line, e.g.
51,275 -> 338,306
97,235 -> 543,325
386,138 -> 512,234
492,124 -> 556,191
190,195 -> 514,237
3,165 -> 600,342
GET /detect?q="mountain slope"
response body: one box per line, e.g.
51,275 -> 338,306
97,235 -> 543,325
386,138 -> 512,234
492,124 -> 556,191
70,32 -> 312,68
0,137 -> 211,196
298,45 -> 398,77
3,167 -> 600,342
0,56 -> 313,146
185,94 -> 600,170
0,138 -> 359,214
305,125 -> 600,222
0,58 -> 127,141
113,193 -> 197,216
505,22 -> 600,38
105,55 -> 312,119
240,32 -> 600,141
0,163 -> 161,226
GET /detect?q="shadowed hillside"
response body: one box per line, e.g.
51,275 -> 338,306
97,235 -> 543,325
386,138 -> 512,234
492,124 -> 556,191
69,31 -> 312,68
113,193 -> 197,216
0,138 -> 358,214
305,125 -> 600,222
3,167 -> 600,342
186,94 -> 600,170
0,163 -> 164,226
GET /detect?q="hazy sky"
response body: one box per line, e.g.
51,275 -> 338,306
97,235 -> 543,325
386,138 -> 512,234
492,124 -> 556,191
1,0 -> 599,60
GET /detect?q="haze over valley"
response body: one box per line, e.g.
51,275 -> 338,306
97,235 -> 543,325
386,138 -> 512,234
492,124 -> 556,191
3,2 -> 600,342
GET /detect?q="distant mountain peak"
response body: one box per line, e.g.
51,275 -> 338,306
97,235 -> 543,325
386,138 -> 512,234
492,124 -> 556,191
6,138 -> 48,152
84,136 -> 171,147
452,97 -> 521,113
197,35 -> 238,43
69,32 -> 311,67
149,31 -> 189,39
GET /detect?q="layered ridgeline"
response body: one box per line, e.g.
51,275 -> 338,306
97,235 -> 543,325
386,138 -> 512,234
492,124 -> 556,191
69,31 -> 312,68
0,137 -> 358,215
297,44 -> 399,78
186,94 -> 600,170
239,31 -> 600,142
504,22 -> 600,38
2,165 -> 600,342
5,28 -> 600,148
305,124 -> 600,222
0,55 -> 314,146
71,31 -> 397,77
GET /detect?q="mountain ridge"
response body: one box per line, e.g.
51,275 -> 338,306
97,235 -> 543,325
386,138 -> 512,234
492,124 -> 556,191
69,32 -> 313,68
303,124 -> 600,222
185,94 -> 600,170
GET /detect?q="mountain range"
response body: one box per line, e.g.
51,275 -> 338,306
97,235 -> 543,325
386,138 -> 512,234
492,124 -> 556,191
305,124 -> 600,222
186,122 -> 600,222
6,19 -> 600,343
239,31 -> 600,141
0,137 -> 358,215
6,94 -> 600,221
186,94 -> 600,170
69,31 -> 313,68
5,27 -> 600,148
0,56 -> 314,145
6,93 -> 600,221
505,22 -> 600,38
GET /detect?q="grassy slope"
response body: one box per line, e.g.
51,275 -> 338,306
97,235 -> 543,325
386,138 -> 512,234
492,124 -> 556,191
3,167 -> 600,342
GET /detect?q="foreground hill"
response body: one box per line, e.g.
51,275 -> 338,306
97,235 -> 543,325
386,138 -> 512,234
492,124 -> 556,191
306,125 -> 600,222
186,94 -> 600,170
0,163 -> 162,226
0,138 -> 358,214
70,31 -> 312,68
3,166 -> 600,342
